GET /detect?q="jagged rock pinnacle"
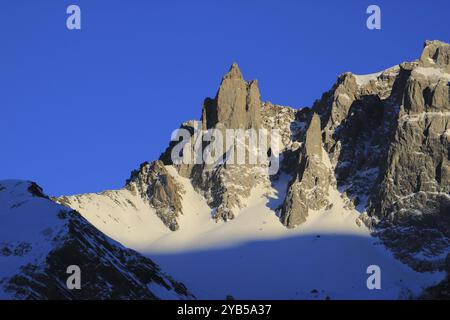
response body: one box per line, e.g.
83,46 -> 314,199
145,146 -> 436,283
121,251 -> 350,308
223,63 -> 244,80
201,63 -> 261,130
304,113 -> 323,157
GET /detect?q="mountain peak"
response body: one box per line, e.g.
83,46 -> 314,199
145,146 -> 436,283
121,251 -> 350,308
201,63 -> 261,130
420,40 -> 450,71
223,62 -> 243,81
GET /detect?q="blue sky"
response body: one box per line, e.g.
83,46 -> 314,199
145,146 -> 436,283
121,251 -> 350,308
1,0 -> 449,196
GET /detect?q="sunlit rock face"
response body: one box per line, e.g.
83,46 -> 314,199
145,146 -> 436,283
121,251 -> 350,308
201,63 -> 262,131
281,113 -> 332,228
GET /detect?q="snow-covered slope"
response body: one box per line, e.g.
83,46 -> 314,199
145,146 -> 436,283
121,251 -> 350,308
59,166 -> 445,300
57,188 -> 171,250
0,180 -> 193,300
0,181 -> 65,285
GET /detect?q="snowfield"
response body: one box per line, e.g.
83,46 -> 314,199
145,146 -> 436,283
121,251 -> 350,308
62,166 -> 445,300
0,180 -> 65,296
0,180 -> 195,300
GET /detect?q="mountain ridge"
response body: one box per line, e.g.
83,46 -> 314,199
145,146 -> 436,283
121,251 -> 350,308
2,40 -> 449,299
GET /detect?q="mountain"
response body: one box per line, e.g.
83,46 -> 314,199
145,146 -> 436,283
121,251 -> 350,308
50,40 -> 450,299
0,180 -> 193,299
310,40 -> 450,274
1,40 -> 449,300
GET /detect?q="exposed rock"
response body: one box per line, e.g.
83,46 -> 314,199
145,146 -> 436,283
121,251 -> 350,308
27,182 -> 50,200
201,63 -> 261,130
160,99 -> 303,223
304,113 -> 323,157
126,160 -> 184,231
302,40 -> 450,274
260,102 -> 307,176
170,65 -> 286,222
159,120 -> 201,179
281,113 -> 332,228
368,42 -> 450,249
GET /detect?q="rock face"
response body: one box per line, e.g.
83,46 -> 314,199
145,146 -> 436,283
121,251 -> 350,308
156,42 -> 449,240
161,64 -> 273,222
0,181 -> 193,300
281,113 -> 332,227
420,40 -> 450,72
302,40 -> 450,274
364,42 -> 450,272
371,43 -> 450,228
312,65 -> 403,210
202,63 -> 261,130
126,161 -> 184,231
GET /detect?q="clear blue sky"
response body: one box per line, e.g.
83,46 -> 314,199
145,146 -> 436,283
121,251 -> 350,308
1,0 -> 449,196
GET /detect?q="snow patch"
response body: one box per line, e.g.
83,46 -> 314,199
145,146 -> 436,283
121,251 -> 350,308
353,72 -> 382,86
56,189 -> 171,251
413,67 -> 450,81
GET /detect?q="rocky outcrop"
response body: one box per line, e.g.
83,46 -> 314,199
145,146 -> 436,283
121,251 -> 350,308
126,161 -> 184,231
363,42 -> 450,272
201,63 -> 261,130
311,66 -> 403,211
275,40 -> 450,277
368,42 -> 450,222
162,64 -> 278,222
301,40 -> 450,273
281,113 -> 332,228
419,40 -> 450,72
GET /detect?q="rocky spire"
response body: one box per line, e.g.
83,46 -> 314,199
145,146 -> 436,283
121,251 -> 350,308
202,63 -> 261,130
281,113 -> 332,228
304,113 -> 323,157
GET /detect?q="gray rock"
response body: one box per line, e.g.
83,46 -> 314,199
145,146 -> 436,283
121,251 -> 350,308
201,63 -> 261,130
419,40 -> 450,72
281,113 -> 331,228
305,40 -> 450,272
369,41 -> 450,228
126,160 -> 184,231
185,65 -> 279,222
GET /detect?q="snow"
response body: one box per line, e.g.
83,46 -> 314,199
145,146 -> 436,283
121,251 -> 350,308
146,182 -> 443,300
56,189 -> 171,250
64,164 -> 446,300
0,180 -> 66,299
